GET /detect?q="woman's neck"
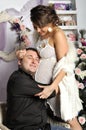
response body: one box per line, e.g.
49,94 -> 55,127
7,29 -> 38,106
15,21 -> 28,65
40,32 -> 53,40
40,26 -> 57,40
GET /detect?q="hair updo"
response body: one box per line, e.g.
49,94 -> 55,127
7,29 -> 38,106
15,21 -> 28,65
30,5 -> 60,27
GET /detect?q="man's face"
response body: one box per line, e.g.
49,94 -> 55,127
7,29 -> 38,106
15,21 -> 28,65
19,50 -> 40,74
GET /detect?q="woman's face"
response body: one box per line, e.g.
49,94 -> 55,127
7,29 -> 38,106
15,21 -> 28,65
33,23 -> 52,37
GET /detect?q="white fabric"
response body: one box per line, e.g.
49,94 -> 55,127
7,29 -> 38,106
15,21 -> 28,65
53,42 -> 77,78
35,38 -> 56,84
35,38 -> 83,121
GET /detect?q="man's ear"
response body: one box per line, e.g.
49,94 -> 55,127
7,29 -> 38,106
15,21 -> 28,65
18,60 -> 21,66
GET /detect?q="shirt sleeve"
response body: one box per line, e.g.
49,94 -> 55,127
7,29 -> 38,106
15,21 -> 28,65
8,74 -> 42,97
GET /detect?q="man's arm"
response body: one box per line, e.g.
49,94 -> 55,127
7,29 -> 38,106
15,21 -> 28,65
8,74 -> 42,97
36,82 -> 56,98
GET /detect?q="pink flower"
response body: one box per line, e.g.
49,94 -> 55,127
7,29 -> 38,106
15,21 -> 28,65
10,17 -> 31,48
80,53 -> 86,60
80,38 -> 85,43
13,18 -> 20,23
75,68 -> 81,75
20,24 -> 26,30
76,48 -> 83,55
21,35 -> 28,40
78,116 -> 86,125
24,38 -> 31,46
80,38 -> 86,46
82,42 -> 86,46
78,82 -> 84,89
21,35 -> 31,46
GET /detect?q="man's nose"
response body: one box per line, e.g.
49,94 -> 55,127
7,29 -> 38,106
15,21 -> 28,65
32,58 -> 37,63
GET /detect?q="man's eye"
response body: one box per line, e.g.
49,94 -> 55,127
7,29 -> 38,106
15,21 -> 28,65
28,57 -> 32,59
26,56 -> 32,59
35,58 -> 40,62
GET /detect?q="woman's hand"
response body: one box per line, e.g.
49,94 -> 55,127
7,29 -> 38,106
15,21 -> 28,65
35,84 -> 59,99
16,49 -> 26,59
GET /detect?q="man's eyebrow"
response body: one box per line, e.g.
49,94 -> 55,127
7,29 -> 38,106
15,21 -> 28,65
26,54 -> 32,57
26,54 -> 39,59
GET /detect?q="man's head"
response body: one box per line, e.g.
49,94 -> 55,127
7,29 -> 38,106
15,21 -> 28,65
18,48 -> 40,75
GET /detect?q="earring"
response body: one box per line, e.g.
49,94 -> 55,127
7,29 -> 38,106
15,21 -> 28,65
48,27 -> 52,32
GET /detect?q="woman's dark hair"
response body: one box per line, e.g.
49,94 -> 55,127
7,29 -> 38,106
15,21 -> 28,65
30,5 -> 60,27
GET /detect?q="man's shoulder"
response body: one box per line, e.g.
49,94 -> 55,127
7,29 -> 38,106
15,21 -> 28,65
9,69 -> 32,82
9,70 -> 20,78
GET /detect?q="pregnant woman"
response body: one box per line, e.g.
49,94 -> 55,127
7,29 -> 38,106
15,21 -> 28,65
17,5 -> 83,130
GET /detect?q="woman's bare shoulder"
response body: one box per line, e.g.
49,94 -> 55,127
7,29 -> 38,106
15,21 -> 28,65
53,27 -> 66,40
55,27 -> 65,34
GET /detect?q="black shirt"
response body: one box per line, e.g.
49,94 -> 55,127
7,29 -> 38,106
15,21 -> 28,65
5,68 -> 48,130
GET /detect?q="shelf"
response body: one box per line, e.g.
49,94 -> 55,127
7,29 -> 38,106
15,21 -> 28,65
48,0 -> 78,36
59,25 -> 77,30
55,10 -> 77,14
48,0 -> 71,4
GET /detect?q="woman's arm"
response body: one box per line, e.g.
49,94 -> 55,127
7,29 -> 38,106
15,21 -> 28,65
51,29 -> 68,91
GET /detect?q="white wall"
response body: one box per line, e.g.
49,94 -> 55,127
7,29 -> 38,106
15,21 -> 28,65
0,0 -> 29,12
76,0 -> 86,29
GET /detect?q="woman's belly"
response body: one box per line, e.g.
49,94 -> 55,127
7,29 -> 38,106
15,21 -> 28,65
35,57 -> 56,84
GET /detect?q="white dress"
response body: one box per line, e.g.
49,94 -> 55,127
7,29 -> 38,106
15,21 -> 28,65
35,38 -> 83,121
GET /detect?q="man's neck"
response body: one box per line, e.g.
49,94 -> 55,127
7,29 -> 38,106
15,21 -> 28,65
19,67 -> 35,79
